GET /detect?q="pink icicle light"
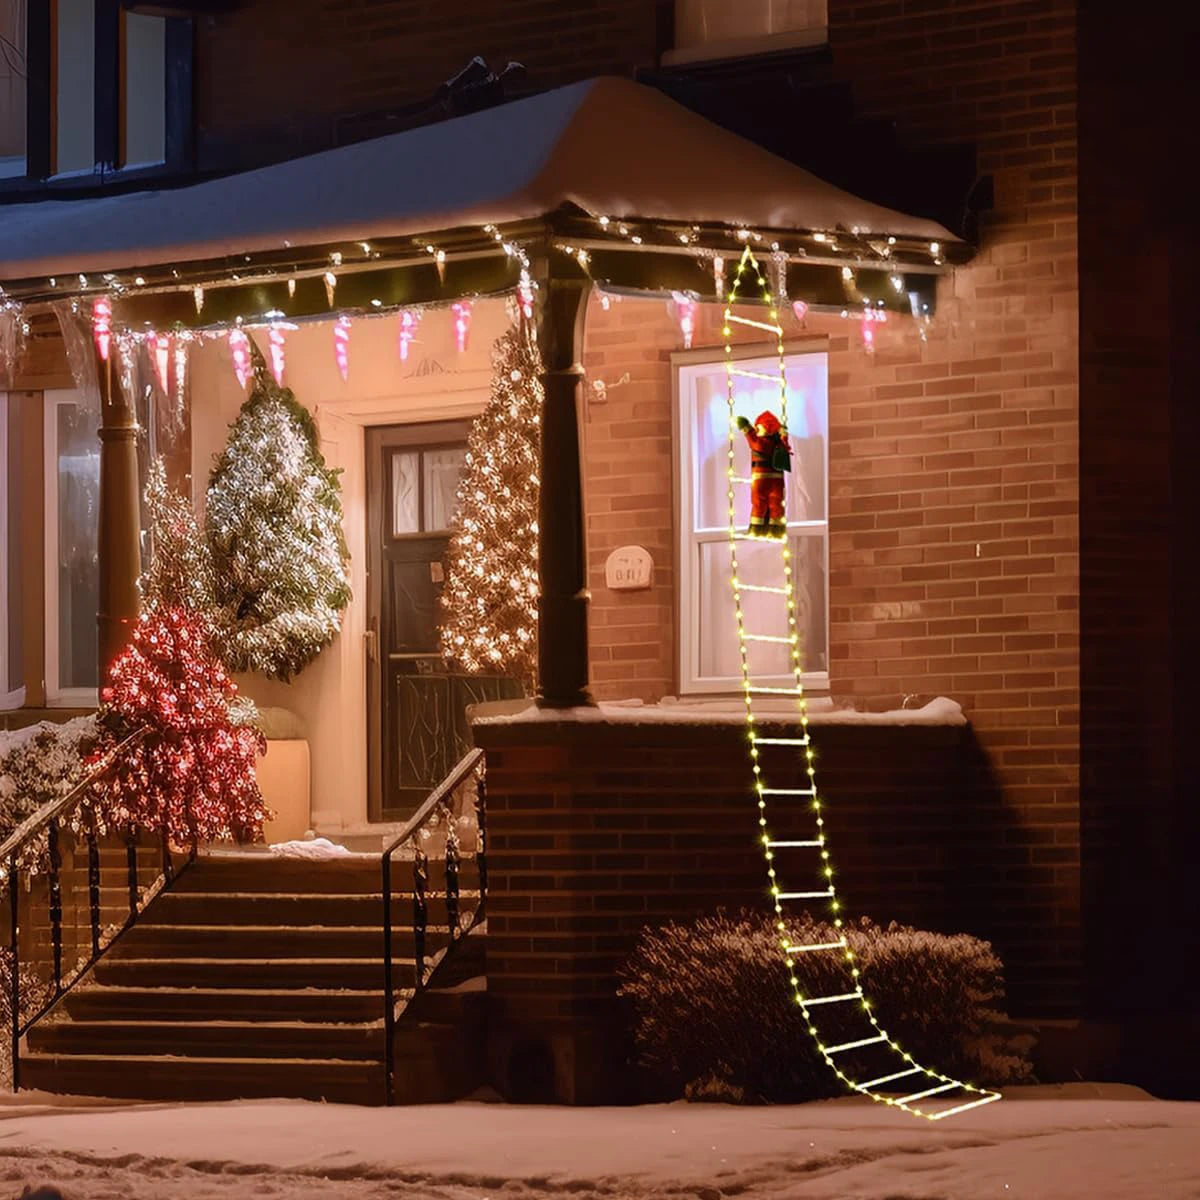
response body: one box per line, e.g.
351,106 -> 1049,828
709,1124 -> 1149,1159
92,296 -> 113,361
672,292 -> 698,349
268,324 -> 287,385
452,301 -> 472,353
518,268 -> 535,320
334,315 -> 351,381
150,331 -> 171,394
229,328 -> 251,389
398,309 -> 421,361
792,299 -> 809,325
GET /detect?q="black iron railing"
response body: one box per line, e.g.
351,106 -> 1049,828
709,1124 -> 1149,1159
1,727 -> 197,1091
381,747 -> 486,1103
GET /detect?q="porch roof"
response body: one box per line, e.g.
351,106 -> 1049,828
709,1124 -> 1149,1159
0,76 -> 955,294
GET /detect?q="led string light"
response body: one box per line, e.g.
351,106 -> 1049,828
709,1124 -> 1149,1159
723,244 -> 1000,1122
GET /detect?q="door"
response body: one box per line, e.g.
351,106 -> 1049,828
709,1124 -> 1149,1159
365,423 -> 522,822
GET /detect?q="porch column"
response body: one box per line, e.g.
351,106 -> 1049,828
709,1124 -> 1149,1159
534,253 -> 593,708
97,347 -> 142,682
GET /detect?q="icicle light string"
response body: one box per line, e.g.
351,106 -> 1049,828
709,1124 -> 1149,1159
723,243 -> 999,1123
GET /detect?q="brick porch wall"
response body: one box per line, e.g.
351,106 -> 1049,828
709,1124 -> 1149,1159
474,714 -> 978,1102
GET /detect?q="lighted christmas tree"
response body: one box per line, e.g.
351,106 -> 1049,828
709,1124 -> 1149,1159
141,457 -> 217,618
206,341 -> 351,681
88,608 -> 268,845
439,323 -> 542,688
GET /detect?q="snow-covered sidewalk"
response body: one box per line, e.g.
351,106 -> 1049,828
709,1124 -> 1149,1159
0,1084 -> 1196,1199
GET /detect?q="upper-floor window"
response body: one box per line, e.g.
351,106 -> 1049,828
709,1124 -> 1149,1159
666,0 -> 829,66
2,0 -> 186,185
675,346 -> 829,695
0,0 -> 25,179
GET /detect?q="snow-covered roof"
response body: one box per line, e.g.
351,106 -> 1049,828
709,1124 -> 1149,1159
0,77 -> 953,285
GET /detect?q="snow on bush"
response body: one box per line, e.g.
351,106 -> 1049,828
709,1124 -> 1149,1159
0,947 -> 52,1089
618,911 -> 1032,1103
0,716 -> 98,845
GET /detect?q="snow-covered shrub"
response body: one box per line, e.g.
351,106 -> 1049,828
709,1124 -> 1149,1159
0,948 -> 52,1089
617,911 -> 1032,1103
0,717 -> 98,844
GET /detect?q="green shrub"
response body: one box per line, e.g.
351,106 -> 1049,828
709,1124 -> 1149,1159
617,911 -> 1032,1103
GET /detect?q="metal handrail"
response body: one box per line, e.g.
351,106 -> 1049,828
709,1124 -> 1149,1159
381,747 -> 487,1104
3,723 -> 197,1092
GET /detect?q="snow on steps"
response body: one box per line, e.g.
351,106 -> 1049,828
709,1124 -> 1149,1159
20,853 -> 487,1105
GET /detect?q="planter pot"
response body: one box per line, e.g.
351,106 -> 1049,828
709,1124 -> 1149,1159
257,739 -> 311,843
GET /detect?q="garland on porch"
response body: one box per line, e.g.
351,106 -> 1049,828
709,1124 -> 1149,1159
439,320 -> 542,689
206,339 -> 352,681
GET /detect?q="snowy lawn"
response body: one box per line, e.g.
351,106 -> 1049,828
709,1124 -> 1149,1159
0,1084 -> 1197,1199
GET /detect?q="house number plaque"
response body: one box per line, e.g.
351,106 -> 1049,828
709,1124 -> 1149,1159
605,545 -> 653,591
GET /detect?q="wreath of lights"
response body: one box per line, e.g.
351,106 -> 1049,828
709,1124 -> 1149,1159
723,245 -> 1000,1121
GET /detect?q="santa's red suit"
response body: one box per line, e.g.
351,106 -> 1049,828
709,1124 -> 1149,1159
737,410 -> 791,537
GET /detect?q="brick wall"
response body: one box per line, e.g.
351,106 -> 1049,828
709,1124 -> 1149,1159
581,263 -> 1079,1012
192,0 -> 670,169
474,715 -> 977,1101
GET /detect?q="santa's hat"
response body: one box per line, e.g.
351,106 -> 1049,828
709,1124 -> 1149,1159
754,410 -> 782,434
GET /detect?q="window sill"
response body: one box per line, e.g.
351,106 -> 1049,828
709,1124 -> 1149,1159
662,26 -> 829,69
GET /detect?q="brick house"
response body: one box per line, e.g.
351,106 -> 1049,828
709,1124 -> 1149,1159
0,1 -> 1193,1103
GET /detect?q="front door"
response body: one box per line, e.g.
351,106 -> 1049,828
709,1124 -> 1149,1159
365,423 -> 523,821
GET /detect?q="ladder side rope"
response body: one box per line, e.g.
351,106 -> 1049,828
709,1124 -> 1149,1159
723,245 -> 1000,1121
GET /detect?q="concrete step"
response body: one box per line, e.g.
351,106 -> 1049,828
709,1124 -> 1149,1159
148,890 -> 475,927
93,956 -> 419,990
62,984 -> 393,1024
110,923 -> 453,959
27,1018 -> 386,1060
19,1051 -> 387,1104
173,854 -> 478,896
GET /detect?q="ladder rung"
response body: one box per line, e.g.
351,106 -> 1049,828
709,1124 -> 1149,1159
784,940 -> 846,954
733,535 -> 787,544
744,634 -> 792,644
928,1093 -> 1001,1121
826,1034 -> 887,1055
730,475 -> 753,484
727,314 -> 783,334
897,1081 -> 960,1106
737,584 -> 788,594
766,839 -> 821,848
760,787 -> 816,796
860,1067 -> 923,1089
748,686 -> 802,695
729,367 -> 780,382
776,890 -> 834,900
800,991 -> 861,1007
753,736 -> 810,744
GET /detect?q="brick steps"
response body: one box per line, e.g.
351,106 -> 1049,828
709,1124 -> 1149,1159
20,1052 -> 386,1105
21,853 -> 487,1104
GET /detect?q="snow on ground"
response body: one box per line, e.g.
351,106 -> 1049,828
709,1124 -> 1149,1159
0,1085 -> 1197,1199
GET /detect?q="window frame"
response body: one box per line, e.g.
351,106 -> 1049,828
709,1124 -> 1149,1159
664,0 -> 829,67
43,386 -> 99,707
3,0 -> 193,189
0,392 -> 27,709
672,340 -> 831,697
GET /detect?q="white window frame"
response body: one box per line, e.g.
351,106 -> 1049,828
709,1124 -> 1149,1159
44,386 -> 99,707
674,342 -> 830,696
0,392 -> 26,708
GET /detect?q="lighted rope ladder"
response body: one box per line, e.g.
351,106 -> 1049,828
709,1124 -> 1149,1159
723,246 -> 1000,1121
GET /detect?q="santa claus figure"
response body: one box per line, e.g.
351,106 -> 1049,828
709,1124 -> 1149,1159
736,409 -> 791,538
